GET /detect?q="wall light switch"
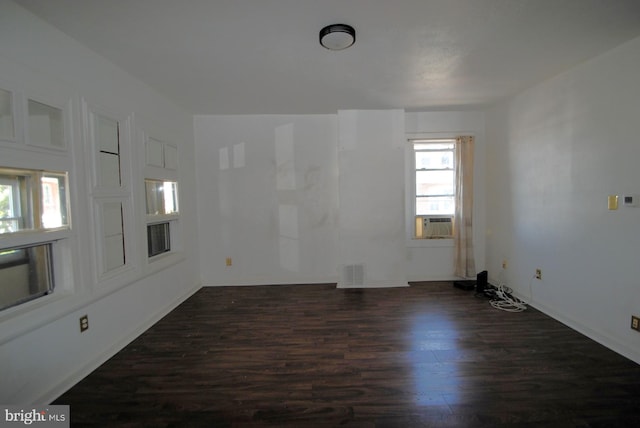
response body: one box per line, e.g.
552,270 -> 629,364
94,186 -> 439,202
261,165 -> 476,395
608,195 -> 619,210
623,195 -> 637,207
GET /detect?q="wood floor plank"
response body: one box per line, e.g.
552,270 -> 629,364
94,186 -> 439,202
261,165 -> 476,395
54,282 -> 640,427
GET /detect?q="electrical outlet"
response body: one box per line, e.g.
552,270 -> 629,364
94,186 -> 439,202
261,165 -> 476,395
502,259 -> 508,269
79,315 -> 89,333
535,269 -> 542,280
631,316 -> 640,332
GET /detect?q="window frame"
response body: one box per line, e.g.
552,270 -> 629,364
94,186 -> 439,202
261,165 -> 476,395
147,221 -> 171,258
0,242 -> 54,312
140,131 -> 182,268
0,175 -> 23,233
0,167 -> 72,313
144,179 -> 179,260
0,167 -> 71,235
0,90 -> 74,316
405,135 -> 458,246
414,140 -> 456,219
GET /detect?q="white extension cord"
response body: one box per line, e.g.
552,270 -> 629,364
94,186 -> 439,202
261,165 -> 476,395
488,271 -> 529,312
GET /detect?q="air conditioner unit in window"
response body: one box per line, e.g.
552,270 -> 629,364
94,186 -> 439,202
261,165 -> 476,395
420,217 -> 453,238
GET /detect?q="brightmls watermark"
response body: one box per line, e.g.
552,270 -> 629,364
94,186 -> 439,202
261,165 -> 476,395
1,406 -> 69,427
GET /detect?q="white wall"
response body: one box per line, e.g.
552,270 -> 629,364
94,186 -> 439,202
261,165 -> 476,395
485,36 -> 640,364
194,114 -> 340,285
405,111 -> 487,280
194,110 -> 487,286
0,1 -> 199,402
337,110 -> 407,287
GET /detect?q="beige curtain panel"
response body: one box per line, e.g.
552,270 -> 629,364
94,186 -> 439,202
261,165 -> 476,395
454,136 -> 475,278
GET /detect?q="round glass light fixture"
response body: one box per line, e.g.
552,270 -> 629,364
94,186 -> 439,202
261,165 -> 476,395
319,24 -> 356,50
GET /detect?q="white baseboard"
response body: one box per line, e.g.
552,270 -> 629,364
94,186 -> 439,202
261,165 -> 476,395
337,280 -> 409,289
406,275 -> 458,282
513,291 -> 640,365
202,276 -> 339,287
37,281 -> 202,404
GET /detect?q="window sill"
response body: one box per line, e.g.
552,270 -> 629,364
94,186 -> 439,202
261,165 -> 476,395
146,250 -> 185,275
0,228 -> 71,248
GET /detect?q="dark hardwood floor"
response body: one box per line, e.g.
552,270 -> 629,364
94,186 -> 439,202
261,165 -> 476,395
54,282 -> 640,427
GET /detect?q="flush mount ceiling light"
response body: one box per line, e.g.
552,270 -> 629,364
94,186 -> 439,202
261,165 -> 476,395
319,24 -> 356,50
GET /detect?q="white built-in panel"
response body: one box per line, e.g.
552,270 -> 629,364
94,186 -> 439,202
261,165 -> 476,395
146,138 -> 164,167
102,202 -> 123,236
98,152 -> 121,188
96,115 -> 119,153
27,99 -> 64,148
164,144 -> 178,170
0,87 -> 15,141
101,202 -> 125,272
104,235 -> 125,271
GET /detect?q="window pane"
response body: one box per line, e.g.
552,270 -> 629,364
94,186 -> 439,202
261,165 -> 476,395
416,196 -> 455,215
0,243 -> 53,311
145,180 -> 178,215
415,151 -> 453,170
148,222 -> 170,257
28,99 -> 64,148
0,174 -> 28,233
0,88 -> 14,140
1,168 -> 70,234
0,183 -> 17,233
416,170 -> 454,196
41,173 -> 69,229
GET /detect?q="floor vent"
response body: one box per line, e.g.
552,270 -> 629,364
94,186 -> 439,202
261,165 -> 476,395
342,264 -> 364,287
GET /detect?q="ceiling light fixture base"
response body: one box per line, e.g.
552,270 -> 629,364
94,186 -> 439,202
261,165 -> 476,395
319,24 -> 356,51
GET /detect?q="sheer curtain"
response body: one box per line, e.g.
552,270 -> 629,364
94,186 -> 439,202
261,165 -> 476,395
454,136 -> 475,278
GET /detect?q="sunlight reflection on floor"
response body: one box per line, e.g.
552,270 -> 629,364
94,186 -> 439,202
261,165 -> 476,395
409,313 -> 462,407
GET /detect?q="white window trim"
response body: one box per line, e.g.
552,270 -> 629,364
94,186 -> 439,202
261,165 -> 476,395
139,130 -> 183,273
0,90 -> 76,320
405,133 -> 458,248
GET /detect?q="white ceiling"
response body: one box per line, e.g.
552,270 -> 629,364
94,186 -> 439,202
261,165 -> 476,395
14,0 -> 640,114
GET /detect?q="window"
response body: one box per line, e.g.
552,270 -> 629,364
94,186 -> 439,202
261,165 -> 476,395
0,176 -> 21,233
142,132 -> 180,262
145,180 -> 178,216
147,222 -> 170,257
0,85 -> 72,313
0,243 -> 53,311
0,168 -> 69,309
145,179 -> 178,258
0,167 -> 69,234
411,139 -> 455,239
1,168 -> 69,311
